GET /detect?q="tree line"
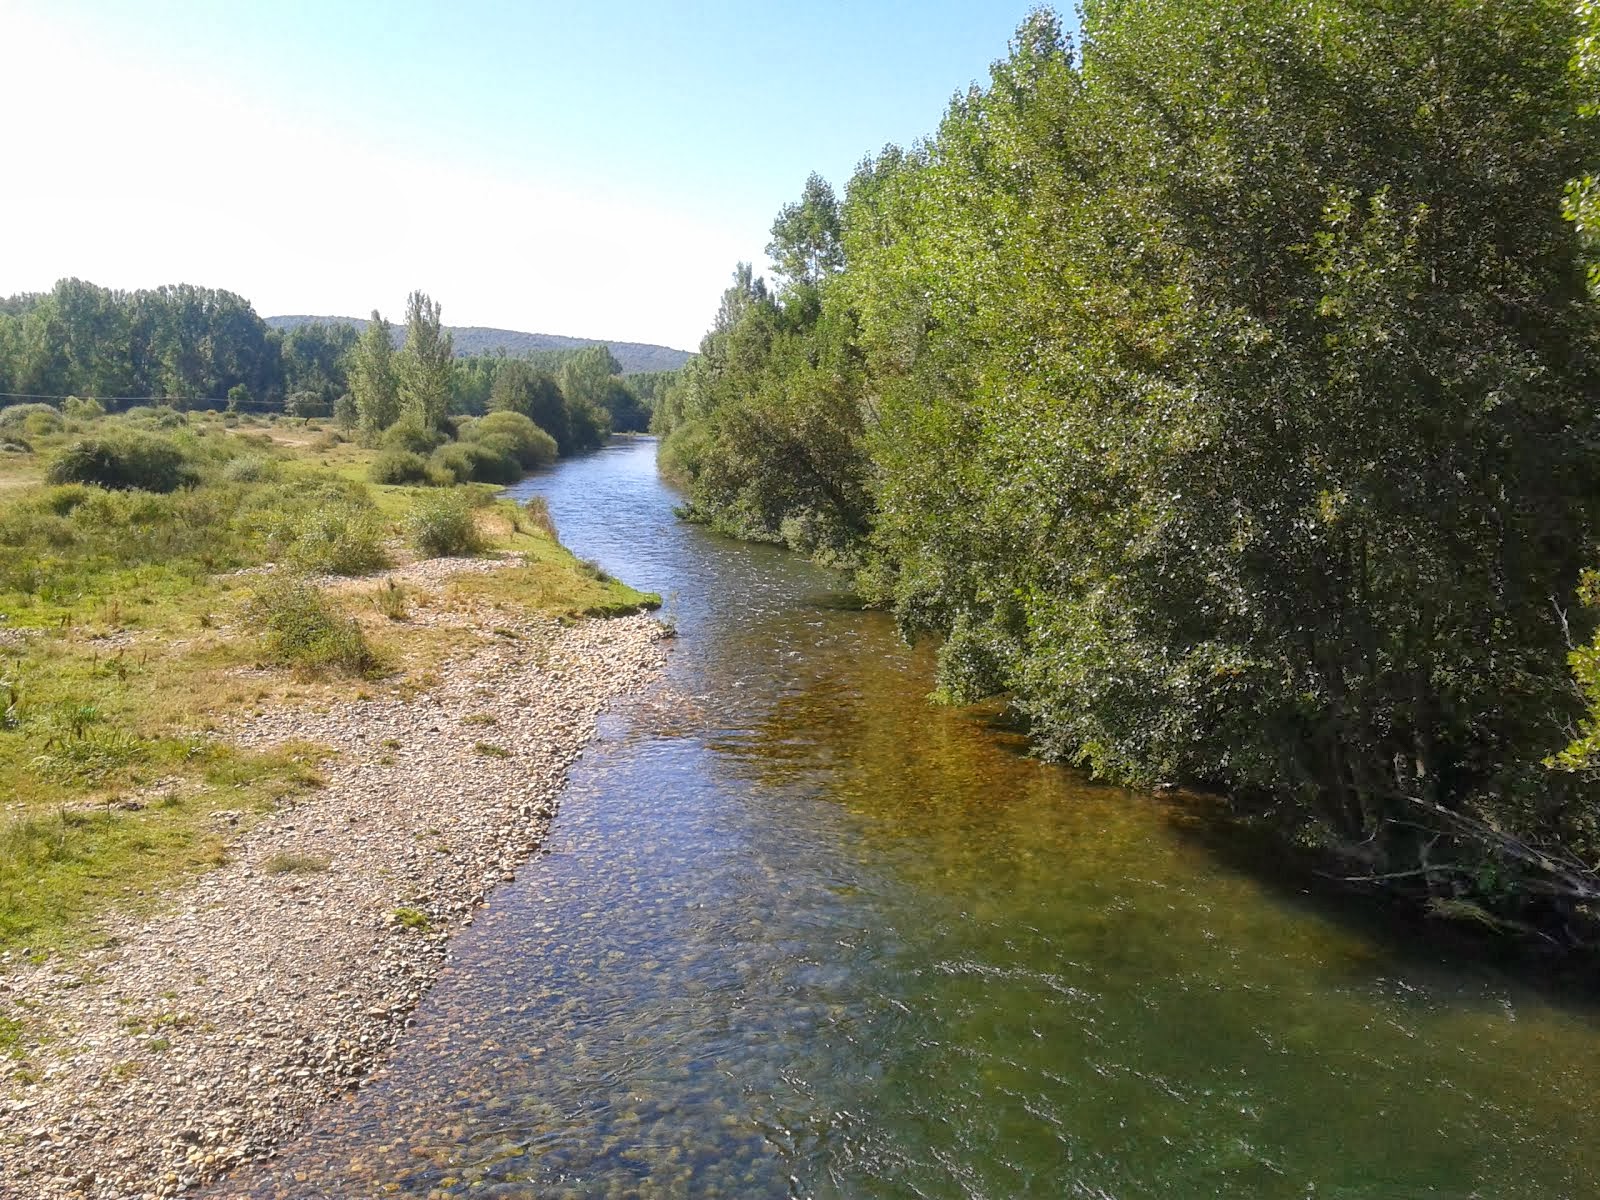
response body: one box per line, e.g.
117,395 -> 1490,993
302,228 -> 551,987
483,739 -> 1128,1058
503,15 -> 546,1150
655,0 -> 1600,942
0,280 -> 661,437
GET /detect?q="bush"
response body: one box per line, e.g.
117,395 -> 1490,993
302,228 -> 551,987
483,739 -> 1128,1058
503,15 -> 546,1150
22,411 -> 64,438
0,403 -> 61,430
0,403 -> 64,439
380,419 -> 445,455
368,449 -> 431,485
246,579 -> 380,676
62,396 -> 105,421
45,433 -> 196,493
463,411 -> 558,470
406,491 -> 484,558
117,406 -> 187,430
221,453 -> 278,483
41,484 -> 92,516
284,503 -> 390,576
429,442 -> 521,485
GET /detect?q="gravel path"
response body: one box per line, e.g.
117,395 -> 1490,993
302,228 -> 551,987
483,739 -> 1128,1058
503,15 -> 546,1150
0,562 -> 668,1200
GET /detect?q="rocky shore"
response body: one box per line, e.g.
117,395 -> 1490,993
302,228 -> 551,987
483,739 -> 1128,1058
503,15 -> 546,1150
0,558 -> 668,1199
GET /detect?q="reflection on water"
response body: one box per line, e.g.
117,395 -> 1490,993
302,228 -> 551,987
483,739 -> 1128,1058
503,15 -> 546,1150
222,438 -> 1600,1199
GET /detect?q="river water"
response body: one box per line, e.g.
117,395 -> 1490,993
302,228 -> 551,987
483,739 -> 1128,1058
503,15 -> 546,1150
230,437 -> 1600,1199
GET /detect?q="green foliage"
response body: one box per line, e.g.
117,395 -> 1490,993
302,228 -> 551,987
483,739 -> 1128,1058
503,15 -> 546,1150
428,441 -> 521,485
380,417 -> 446,455
0,403 -> 62,434
350,310 -> 401,433
62,395 -> 104,420
766,172 -> 844,289
463,410 -> 557,469
0,280 -> 278,408
46,432 -> 196,493
281,502 -> 390,576
246,578 -> 381,676
367,449 -> 432,485
398,290 -> 453,432
488,359 -> 573,451
278,320 -> 357,410
406,490 -> 485,558
670,1 -> 1600,933
220,453 -> 277,483
391,905 -> 430,930
557,344 -> 617,452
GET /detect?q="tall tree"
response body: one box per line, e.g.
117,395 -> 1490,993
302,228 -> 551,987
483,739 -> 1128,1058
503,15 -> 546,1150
766,173 -> 844,290
557,344 -> 617,451
488,359 -> 573,452
398,290 -> 454,431
349,310 -> 400,432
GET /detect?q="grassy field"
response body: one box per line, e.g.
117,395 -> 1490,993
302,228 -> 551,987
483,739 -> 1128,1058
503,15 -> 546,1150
0,404 -> 657,961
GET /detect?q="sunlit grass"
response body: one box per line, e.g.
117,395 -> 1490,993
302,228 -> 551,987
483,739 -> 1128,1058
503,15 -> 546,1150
0,410 -> 653,959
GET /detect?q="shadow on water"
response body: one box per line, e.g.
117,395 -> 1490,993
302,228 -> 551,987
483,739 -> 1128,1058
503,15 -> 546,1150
217,438 -> 1600,1200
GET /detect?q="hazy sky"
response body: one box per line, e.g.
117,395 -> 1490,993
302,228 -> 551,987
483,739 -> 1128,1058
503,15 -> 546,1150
1,1 -> 1053,351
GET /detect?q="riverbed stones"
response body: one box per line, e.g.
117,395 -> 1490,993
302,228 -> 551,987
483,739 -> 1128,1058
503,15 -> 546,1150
0,559 -> 667,1200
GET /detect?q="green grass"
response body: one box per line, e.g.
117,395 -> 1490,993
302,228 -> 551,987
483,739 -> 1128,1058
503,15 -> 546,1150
391,905 -> 431,931
0,1013 -> 24,1058
262,852 -> 330,875
0,744 -> 324,953
0,407 -> 659,963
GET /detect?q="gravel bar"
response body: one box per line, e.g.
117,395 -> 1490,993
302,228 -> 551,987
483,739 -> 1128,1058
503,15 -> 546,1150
0,561 -> 668,1200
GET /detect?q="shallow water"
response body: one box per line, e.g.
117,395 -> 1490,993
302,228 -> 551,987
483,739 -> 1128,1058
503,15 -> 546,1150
227,437 -> 1600,1199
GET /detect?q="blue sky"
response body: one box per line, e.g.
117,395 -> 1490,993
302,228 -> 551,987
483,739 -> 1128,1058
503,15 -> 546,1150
1,1 -> 1060,350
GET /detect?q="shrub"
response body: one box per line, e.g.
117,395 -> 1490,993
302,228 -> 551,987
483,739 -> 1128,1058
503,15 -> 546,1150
0,403 -> 60,430
0,404 -> 63,439
463,411 -> 557,470
373,579 -> 408,621
368,449 -> 431,485
117,406 -> 187,430
380,419 -> 445,455
62,396 -> 105,420
45,433 -> 195,493
221,453 -> 278,483
246,579 -> 380,676
41,484 -> 92,516
429,442 -> 520,485
406,491 -> 484,558
285,503 -> 390,576
22,410 -> 65,438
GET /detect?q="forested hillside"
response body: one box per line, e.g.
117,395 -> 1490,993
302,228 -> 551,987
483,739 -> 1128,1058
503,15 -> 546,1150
656,0 -> 1600,942
266,315 -> 691,374
0,281 -> 669,433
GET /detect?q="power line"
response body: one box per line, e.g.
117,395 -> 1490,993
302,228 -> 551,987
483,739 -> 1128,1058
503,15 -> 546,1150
2,390 -> 224,404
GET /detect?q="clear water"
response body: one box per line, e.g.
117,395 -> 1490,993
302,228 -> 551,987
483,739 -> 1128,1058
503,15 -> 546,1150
223,438 -> 1600,1199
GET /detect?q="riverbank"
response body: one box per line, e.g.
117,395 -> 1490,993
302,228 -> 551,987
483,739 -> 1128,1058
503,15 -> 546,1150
0,551 -> 667,1199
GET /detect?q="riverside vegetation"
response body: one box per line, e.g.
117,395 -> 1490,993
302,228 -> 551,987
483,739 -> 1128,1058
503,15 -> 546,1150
0,394 -> 658,964
655,0 -> 1600,947
0,284 -> 666,435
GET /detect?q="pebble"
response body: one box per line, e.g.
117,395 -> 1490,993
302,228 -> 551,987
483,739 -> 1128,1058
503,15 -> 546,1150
0,556 -> 668,1200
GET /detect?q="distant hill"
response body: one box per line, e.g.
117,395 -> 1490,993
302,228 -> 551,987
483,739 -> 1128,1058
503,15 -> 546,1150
265,315 -> 692,375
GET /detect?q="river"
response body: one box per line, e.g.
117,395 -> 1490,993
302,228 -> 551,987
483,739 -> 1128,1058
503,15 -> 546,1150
227,436 -> 1600,1199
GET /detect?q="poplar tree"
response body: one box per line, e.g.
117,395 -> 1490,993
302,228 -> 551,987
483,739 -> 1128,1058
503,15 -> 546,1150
349,310 -> 399,433
398,290 -> 454,431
